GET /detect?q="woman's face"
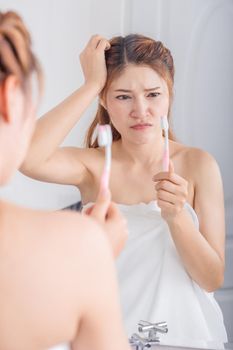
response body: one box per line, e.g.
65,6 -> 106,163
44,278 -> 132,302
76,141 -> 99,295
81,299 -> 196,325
105,64 -> 170,145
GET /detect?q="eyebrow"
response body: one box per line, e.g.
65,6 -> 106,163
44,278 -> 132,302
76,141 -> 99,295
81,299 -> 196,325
114,87 -> 161,92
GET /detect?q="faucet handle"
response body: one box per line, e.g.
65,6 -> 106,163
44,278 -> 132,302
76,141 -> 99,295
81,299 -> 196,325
138,320 -> 168,334
129,320 -> 168,349
129,333 -> 153,349
129,333 -> 147,347
138,320 -> 168,342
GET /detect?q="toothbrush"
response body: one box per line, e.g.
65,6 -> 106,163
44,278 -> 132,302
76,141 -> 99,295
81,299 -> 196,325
97,124 -> 113,191
160,116 -> 169,172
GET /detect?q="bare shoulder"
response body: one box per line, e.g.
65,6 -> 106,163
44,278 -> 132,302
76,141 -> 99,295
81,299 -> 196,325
186,147 -> 221,185
171,141 -> 221,183
0,201 -> 103,252
0,202 -> 107,346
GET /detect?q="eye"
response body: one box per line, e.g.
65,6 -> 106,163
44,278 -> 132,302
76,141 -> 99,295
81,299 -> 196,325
147,92 -> 161,98
116,95 -> 131,100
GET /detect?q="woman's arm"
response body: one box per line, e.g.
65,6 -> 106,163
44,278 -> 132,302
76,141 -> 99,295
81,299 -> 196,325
20,35 -> 110,186
153,150 -> 225,292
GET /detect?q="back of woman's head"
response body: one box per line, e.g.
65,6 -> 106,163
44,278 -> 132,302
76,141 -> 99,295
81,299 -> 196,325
0,10 -> 41,93
0,11 -> 42,185
86,34 -> 175,147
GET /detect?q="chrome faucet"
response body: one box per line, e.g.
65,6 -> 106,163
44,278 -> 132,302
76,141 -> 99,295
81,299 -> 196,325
129,320 -> 168,349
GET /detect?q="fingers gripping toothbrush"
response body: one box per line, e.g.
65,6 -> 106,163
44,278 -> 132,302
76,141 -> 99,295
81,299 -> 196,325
97,124 -> 113,191
160,116 -> 169,171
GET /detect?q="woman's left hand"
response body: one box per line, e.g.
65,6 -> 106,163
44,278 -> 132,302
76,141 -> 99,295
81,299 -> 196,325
152,161 -> 189,222
79,35 -> 110,94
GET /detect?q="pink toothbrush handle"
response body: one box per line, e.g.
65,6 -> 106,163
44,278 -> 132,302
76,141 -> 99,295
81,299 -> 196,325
163,149 -> 169,172
100,169 -> 109,192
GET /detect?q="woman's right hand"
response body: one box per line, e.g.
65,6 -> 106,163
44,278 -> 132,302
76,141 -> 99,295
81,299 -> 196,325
83,189 -> 128,258
79,35 -> 110,94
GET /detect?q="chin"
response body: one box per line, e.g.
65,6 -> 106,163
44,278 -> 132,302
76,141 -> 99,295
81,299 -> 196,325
131,134 -> 155,145
129,138 -> 151,146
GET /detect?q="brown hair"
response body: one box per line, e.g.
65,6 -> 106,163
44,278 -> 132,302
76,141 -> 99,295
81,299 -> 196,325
0,10 -> 42,95
85,34 -> 175,148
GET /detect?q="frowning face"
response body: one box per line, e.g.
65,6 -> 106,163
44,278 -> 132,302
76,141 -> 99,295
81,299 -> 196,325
104,64 -> 169,145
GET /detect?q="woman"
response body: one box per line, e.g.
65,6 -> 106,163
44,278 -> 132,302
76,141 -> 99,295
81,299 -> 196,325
0,11 -> 131,350
21,33 -> 228,347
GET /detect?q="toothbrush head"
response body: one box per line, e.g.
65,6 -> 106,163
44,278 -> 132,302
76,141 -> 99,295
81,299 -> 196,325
160,116 -> 169,131
97,124 -> 113,147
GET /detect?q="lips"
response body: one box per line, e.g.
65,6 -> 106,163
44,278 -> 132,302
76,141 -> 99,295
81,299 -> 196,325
130,123 -> 152,130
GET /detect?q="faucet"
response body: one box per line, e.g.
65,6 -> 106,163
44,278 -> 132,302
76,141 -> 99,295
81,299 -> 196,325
129,320 -> 168,349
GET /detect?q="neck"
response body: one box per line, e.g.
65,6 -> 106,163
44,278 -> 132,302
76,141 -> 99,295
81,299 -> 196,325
116,134 -> 165,166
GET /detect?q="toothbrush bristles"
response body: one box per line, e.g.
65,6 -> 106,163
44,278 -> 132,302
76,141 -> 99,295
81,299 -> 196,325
160,116 -> 169,131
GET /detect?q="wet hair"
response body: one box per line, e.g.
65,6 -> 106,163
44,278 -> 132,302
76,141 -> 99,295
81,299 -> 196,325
85,34 -> 175,148
0,10 -> 42,95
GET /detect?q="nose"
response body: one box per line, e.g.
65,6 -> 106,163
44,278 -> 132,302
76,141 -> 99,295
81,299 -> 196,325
130,97 -> 149,119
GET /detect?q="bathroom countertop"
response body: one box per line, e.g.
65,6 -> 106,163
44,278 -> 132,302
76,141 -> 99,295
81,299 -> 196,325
130,343 -> 233,350
163,344 -> 232,350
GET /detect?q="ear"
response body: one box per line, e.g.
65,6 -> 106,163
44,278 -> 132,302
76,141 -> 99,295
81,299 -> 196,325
0,75 -> 23,124
99,97 -> 107,110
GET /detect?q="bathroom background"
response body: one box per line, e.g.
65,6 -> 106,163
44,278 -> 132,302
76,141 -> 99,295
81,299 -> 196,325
1,0 -> 232,342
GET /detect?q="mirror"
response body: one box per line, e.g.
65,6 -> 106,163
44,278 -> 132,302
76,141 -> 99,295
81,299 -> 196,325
1,0 -> 232,348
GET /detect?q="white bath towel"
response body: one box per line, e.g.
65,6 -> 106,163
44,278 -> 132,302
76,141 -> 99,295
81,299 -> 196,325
114,200 -> 227,348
